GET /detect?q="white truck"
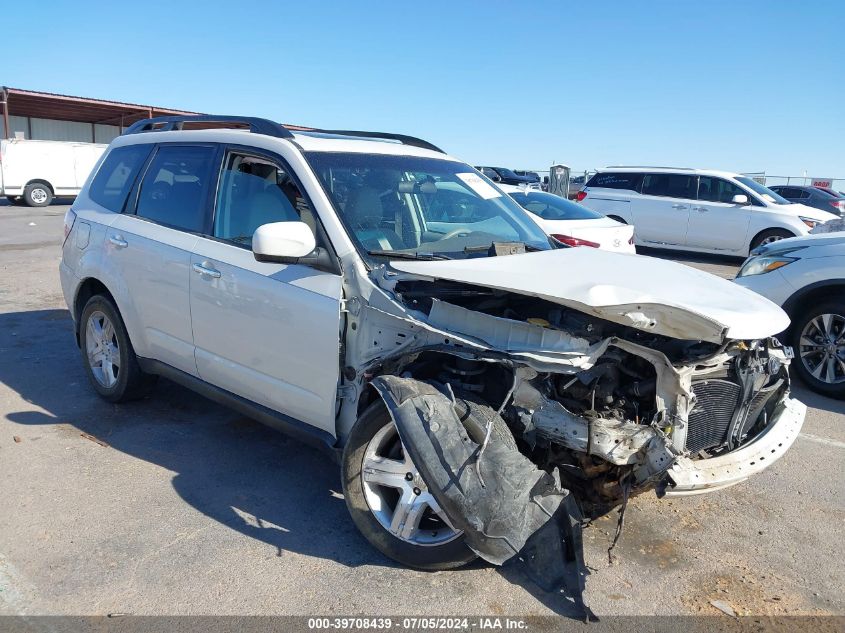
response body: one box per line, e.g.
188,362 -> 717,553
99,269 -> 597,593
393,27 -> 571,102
1,138 -> 106,207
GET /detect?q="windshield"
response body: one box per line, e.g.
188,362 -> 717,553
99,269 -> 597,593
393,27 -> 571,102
510,191 -> 605,220
735,177 -> 791,205
306,152 -> 552,262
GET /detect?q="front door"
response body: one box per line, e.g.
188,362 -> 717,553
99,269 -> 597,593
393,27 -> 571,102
685,176 -> 752,252
189,149 -> 343,434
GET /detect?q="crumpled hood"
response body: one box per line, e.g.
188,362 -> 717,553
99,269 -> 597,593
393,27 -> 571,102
390,249 -> 790,343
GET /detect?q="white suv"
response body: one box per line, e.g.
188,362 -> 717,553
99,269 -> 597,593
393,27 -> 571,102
578,167 -> 838,256
60,117 -> 804,598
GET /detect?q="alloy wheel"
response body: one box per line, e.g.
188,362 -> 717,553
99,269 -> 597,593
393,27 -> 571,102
360,422 -> 460,546
799,313 -> 845,385
85,310 -> 121,388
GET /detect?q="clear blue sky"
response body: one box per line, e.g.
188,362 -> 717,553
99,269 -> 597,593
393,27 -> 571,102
5,0 -> 843,176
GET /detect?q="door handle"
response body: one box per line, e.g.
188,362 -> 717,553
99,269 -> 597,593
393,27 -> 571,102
108,234 -> 128,248
192,262 -> 222,279
692,206 -> 709,212
671,204 -> 688,210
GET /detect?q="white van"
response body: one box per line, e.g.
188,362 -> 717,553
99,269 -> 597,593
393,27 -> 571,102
578,167 -> 839,256
1,138 -> 106,206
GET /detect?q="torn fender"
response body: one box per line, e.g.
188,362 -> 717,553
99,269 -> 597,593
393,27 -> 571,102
371,375 -> 591,614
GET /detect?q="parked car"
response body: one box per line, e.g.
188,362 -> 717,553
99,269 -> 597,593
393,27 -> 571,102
578,167 -> 838,256
568,174 -> 589,200
1,138 -> 106,206
500,184 -> 636,253
475,166 -> 535,186
735,233 -> 845,398
60,116 -> 804,593
768,185 -> 845,216
513,170 -> 541,184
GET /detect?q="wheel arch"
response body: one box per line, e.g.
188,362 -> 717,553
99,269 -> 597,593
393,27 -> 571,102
72,277 -> 119,345
782,281 -> 845,333
25,178 -> 55,194
749,227 -> 796,253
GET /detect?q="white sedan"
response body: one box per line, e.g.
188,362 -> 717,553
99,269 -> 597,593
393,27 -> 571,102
500,184 -> 636,253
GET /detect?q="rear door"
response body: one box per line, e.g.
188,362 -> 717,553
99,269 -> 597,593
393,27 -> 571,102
630,173 -> 696,245
188,147 -> 343,433
686,176 -> 752,252
108,143 -> 220,375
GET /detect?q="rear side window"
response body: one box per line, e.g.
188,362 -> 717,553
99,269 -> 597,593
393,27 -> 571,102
135,145 -> 217,232
88,144 -> 152,212
586,172 -> 642,191
641,173 -> 697,199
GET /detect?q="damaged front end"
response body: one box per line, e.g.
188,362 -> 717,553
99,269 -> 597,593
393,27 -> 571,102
341,262 -> 805,611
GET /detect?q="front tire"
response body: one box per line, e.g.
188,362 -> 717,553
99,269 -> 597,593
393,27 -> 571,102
751,228 -> 793,250
79,295 -> 156,402
341,393 -> 515,570
23,183 -> 53,207
790,300 -> 845,398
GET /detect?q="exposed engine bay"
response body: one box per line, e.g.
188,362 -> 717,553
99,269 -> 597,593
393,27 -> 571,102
370,278 -> 793,512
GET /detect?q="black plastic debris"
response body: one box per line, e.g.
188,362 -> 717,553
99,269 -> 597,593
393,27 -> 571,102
372,376 -> 595,620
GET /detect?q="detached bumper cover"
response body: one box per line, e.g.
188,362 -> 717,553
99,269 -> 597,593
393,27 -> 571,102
371,375 -> 593,619
665,396 -> 805,496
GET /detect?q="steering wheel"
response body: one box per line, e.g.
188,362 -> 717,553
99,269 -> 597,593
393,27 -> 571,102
442,228 -> 472,240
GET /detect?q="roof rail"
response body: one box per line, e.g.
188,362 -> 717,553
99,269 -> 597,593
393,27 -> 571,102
300,128 -> 445,154
122,115 -> 293,138
605,165 -> 694,170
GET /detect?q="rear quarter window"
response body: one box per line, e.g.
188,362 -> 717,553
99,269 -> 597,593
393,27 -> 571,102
586,172 -> 642,191
88,144 -> 153,212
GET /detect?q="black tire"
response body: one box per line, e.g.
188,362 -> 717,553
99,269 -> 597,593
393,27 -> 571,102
341,391 -> 515,570
751,228 -> 793,251
607,215 -> 626,224
789,300 -> 845,399
79,294 -> 157,402
23,182 -> 53,207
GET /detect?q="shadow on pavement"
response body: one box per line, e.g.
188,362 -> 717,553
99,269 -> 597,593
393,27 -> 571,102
0,308 -> 385,570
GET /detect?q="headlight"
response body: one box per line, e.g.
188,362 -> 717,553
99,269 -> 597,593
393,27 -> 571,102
800,216 -> 821,229
737,255 -> 797,277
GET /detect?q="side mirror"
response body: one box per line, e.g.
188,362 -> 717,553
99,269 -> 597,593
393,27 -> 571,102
252,221 -> 316,263
732,194 -> 749,205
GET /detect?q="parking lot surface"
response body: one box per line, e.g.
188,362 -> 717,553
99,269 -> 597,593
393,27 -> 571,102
1,201 -> 843,618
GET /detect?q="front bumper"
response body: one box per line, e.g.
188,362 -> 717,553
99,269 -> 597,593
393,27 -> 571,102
664,396 -> 805,496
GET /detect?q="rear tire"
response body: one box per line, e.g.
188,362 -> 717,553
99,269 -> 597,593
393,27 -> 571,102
23,182 -> 53,207
751,228 -> 793,250
789,300 -> 845,399
79,294 -> 157,402
607,215 -> 626,224
341,392 -> 515,570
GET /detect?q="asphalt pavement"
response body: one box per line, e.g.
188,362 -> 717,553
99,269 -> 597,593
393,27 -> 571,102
1,201 -> 842,618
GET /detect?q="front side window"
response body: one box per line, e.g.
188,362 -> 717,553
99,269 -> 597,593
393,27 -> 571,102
697,177 -> 746,204
641,173 -> 697,199
88,144 -> 152,212
735,177 -> 791,205
510,191 -> 605,220
306,152 -> 552,262
135,145 -> 217,232
213,152 -> 312,247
